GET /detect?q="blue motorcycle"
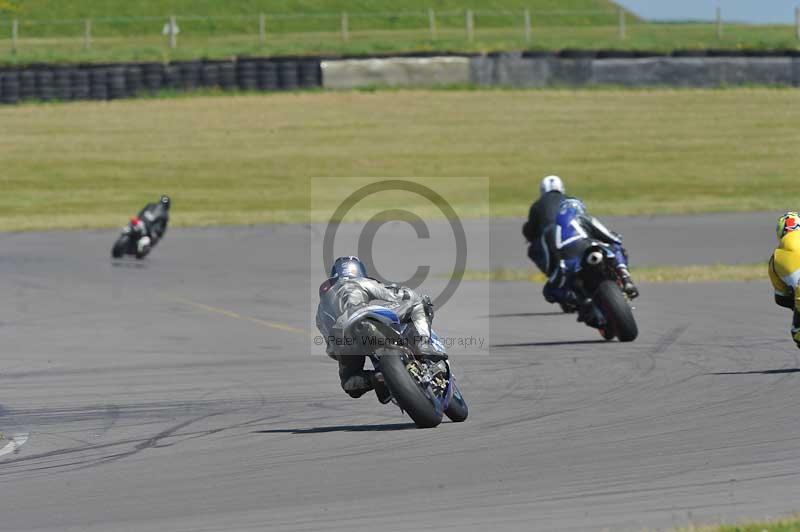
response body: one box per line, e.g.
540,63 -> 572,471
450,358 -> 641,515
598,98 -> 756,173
563,241 -> 639,342
339,303 -> 468,428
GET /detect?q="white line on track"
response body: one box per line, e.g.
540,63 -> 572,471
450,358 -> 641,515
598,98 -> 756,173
0,433 -> 29,458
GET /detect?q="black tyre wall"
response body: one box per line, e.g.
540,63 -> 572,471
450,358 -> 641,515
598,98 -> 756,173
257,60 -> 279,90
278,60 -> 299,89
36,70 -> 55,101
90,67 -> 108,100
1,71 -> 20,104
19,70 -> 36,100
0,56 -> 322,104
72,69 -> 91,100
237,61 -> 258,91
299,59 -> 321,88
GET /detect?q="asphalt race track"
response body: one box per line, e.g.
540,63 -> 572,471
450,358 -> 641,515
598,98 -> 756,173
1,214 -> 799,532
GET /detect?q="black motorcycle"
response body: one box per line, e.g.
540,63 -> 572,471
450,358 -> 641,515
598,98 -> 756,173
111,218 -> 152,259
563,241 -> 638,342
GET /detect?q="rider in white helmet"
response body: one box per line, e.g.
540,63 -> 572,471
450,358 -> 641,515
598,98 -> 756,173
522,176 -> 566,275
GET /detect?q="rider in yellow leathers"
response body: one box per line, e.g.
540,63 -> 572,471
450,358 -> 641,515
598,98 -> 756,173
769,212 -> 800,348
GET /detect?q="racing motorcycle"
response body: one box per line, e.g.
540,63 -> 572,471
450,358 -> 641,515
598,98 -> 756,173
563,241 -> 638,342
336,302 -> 468,428
111,217 -> 152,259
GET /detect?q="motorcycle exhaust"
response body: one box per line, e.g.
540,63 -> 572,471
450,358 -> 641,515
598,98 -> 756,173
587,251 -> 604,266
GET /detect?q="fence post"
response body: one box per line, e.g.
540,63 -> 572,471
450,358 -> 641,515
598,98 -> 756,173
795,6 -> 799,40
84,19 -> 92,50
11,18 -> 18,54
524,9 -> 531,43
618,7 -> 626,40
341,12 -> 349,41
428,8 -> 436,39
716,3 -> 723,38
169,15 -> 177,48
259,13 -> 266,45
466,9 -> 474,42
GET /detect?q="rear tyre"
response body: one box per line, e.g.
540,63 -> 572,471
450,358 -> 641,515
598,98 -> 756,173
112,236 -> 129,258
378,349 -> 443,429
444,382 -> 468,422
595,280 -> 638,342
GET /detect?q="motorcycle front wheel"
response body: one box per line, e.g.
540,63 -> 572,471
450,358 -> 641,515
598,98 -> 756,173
111,235 -> 130,258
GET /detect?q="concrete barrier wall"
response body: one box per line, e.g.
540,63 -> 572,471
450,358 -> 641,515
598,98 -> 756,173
321,53 -> 800,89
321,57 -> 470,89
472,54 -> 800,88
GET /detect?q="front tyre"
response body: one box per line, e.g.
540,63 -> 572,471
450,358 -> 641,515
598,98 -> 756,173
112,236 -> 129,258
595,280 -> 638,342
378,349 -> 443,429
444,382 -> 468,422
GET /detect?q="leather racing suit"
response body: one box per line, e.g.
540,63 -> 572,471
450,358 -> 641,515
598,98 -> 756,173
543,211 -> 635,307
522,190 -> 565,275
769,229 -> 800,347
316,276 -> 433,398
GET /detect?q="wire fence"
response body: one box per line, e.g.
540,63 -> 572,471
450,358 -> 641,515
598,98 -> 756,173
0,8 -> 798,58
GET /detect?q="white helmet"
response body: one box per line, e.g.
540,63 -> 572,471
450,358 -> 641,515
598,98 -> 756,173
540,175 -> 565,195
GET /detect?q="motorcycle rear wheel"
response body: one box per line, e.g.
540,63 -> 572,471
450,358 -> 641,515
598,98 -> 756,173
378,349 -> 443,429
595,280 -> 638,342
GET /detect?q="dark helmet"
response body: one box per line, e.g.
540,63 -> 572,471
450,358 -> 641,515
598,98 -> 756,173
160,195 -> 171,209
330,256 -> 367,279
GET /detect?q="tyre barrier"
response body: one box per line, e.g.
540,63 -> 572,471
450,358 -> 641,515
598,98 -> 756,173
54,68 -> 73,101
219,62 -> 237,90
299,59 -> 321,88
19,70 -> 36,100
1,52 -> 798,105
237,61 -> 258,91
90,67 -> 108,100
36,69 -> 55,101
72,69 -> 90,100
257,60 -> 279,90
0,57 -> 325,105
278,60 -> 299,90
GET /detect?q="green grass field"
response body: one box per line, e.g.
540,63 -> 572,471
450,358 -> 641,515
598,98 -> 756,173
679,515 -> 800,532
2,23 -> 798,65
0,0 -> 796,64
1,87 -> 798,231
0,0 -> 628,33
462,263 -> 766,283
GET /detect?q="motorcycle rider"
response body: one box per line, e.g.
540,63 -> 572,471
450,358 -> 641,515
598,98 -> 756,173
135,195 -> 171,254
543,197 -> 639,315
768,212 -> 800,348
522,175 -> 566,275
316,256 -> 440,402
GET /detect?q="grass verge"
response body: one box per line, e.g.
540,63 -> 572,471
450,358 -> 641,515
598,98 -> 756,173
1,88 -> 799,231
677,515 -> 800,531
1,23 -> 799,65
461,263 -> 765,283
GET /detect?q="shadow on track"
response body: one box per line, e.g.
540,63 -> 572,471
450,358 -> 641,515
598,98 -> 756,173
492,339 -> 608,348
255,422 -> 417,435
711,368 -> 800,375
486,312 -> 565,318
111,259 -> 147,270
